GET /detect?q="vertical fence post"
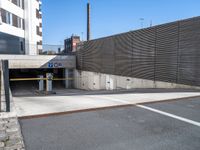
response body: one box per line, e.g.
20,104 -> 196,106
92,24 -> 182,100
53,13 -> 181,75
2,60 -> 10,112
0,64 -> 1,112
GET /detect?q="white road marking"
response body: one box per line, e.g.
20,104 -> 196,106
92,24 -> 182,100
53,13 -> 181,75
91,96 -> 200,127
89,95 -> 200,127
137,104 -> 200,127
89,95 -> 131,104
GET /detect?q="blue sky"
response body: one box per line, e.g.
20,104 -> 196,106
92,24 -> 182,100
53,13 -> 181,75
42,0 -> 200,45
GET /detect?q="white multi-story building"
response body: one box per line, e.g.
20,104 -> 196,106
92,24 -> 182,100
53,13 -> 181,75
0,0 -> 42,55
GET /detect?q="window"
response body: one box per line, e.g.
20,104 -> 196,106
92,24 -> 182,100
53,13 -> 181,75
6,11 -> 12,25
12,14 -> 18,27
22,19 -> 25,29
39,4 -> 42,12
36,26 -> 40,35
17,17 -> 21,29
1,9 -> 12,24
37,41 -> 42,45
20,41 -> 24,51
12,0 -> 18,6
1,9 -> 7,23
36,26 -> 42,36
11,0 -> 24,9
36,9 -> 42,19
20,0 -> 24,9
1,8 -> 24,29
16,17 -> 24,29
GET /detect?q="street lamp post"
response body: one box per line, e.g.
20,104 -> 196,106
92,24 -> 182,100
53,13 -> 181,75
81,32 -> 84,41
140,18 -> 144,28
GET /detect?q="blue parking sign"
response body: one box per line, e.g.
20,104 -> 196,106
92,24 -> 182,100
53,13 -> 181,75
48,62 -> 53,68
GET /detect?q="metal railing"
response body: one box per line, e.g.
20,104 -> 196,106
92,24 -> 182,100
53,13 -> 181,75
0,42 -> 73,55
42,44 -> 65,55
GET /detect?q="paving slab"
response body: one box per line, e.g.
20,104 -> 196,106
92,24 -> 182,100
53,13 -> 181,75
12,89 -> 200,117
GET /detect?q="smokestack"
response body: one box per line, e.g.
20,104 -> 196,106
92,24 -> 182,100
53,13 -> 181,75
87,2 -> 91,41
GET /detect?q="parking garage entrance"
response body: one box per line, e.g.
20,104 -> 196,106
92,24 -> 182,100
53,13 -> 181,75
9,68 -> 74,96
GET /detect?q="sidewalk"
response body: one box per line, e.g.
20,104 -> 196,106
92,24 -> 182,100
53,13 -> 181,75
12,89 -> 200,117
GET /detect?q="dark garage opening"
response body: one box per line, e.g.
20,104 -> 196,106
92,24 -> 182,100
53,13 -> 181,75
9,68 -> 66,95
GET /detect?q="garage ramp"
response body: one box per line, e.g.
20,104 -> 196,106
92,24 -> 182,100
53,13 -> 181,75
11,88 -> 200,118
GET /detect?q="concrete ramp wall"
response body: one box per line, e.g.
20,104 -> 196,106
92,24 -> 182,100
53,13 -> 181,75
74,70 -> 200,90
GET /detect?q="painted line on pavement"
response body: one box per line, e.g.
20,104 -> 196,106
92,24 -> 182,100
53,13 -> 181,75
137,104 -> 200,127
19,94 -> 200,126
91,95 -> 200,127
88,95 -> 131,104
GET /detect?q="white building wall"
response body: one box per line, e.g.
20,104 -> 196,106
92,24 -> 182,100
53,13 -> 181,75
0,0 -> 24,18
24,0 -> 42,55
0,0 -> 42,55
74,70 -> 200,90
0,0 -> 24,38
0,23 -> 24,38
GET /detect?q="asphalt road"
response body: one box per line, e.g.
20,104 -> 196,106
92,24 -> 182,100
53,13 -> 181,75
20,97 -> 200,150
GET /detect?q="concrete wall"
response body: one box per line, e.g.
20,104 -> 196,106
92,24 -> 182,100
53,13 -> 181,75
74,70 -> 200,90
0,55 -> 76,69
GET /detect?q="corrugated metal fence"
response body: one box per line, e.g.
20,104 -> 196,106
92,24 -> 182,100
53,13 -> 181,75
77,16 -> 200,87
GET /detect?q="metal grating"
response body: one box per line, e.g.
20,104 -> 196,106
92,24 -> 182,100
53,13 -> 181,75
178,17 -> 200,86
131,28 -> 155,80
114,32 -> 133,76
77,16 -> 200,87
155,22 -> 179,83
101,37 -> 115,74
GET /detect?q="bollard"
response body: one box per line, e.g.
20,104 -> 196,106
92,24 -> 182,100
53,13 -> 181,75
46,73 -> 53,92
38,75 -> 44,91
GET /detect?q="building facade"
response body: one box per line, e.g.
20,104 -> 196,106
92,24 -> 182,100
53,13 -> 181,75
0,0 -> 42,55
64,35 -> 80,54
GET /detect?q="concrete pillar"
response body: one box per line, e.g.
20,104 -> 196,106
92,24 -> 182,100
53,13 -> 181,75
64,69 -> 69,88
64,69 -> 74,88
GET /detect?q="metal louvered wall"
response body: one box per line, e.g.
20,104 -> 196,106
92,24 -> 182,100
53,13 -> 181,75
77,16 -> 200,87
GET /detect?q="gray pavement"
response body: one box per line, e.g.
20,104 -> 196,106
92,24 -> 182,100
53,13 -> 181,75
12,89 -> 200,117
145,96 -> 200,122
20,97 -> 200,150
